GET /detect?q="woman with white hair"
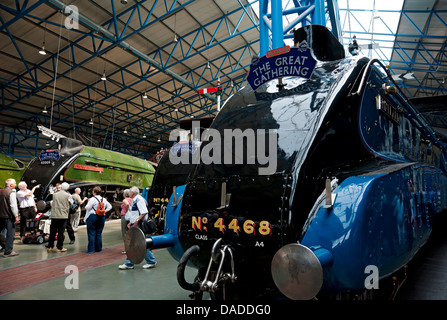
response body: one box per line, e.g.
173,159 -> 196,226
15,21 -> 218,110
119,186 -> 157,269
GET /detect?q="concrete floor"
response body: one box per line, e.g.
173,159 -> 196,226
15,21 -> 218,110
2,215 -> 447,300
0,220 -> 199,300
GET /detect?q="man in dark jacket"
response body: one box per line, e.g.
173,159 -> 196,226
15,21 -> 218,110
0,178 -> 19,257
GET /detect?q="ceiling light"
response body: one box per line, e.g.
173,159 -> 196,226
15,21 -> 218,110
39,23 -> 47,55
206,61 -> 211,69
143,92 -> 148,98
38,125 -> 66,141
39,44 -> 47,55
89,118 -> 94,125
174,34 -> 178,43
124,128 -> 128,134
101,73 -> 107,81
142,134 -> 147,138
157,136 -> 161,142
42,105 -> 48,114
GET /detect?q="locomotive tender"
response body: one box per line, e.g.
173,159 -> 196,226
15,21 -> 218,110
126,25 -> 447,300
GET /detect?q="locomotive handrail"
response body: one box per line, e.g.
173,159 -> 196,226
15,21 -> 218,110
353,58 -> 444,152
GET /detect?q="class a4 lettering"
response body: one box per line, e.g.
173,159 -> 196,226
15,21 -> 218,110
195,234 -> 208,240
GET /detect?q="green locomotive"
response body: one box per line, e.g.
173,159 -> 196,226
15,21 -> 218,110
0,154 -> 26,185
21,137 -> 155,219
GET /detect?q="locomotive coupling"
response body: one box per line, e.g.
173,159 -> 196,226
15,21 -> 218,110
200,238 -> 237,293
271,243 -> 333,300
177,238 -> 237,297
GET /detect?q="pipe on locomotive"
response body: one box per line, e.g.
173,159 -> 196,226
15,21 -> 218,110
124,185 -> 185,262
145,234 -> 175,249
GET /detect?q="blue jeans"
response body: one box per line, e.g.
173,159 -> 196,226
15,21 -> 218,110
86,214 -> 105,253
124,225 -> 157,266
0,218 -> 15,255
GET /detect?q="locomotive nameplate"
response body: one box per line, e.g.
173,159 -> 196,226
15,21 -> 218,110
247,42 -> 316,91
39,149 -> 60,163
376,95 -> 402,125
74,163 -> 104,172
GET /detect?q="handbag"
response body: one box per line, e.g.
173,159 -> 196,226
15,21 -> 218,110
138,218 -> 157,234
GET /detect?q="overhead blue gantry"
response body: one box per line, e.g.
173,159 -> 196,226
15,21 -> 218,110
259,0 -> 342,56
0,0 -> 445,159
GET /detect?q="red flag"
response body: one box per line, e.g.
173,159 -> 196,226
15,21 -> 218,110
198,86 -> 221,95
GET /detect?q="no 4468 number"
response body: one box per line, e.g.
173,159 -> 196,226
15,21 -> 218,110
192,216 -> 272,236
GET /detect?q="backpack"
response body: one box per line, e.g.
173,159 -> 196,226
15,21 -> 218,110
69,201 -> 78,215
94,196 -> 106,215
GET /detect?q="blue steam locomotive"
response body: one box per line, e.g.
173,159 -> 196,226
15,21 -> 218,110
126,25 -> 447,300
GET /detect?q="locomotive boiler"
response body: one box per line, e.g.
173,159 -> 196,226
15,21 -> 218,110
126,25 -> 447,300
21,136 -> 155,218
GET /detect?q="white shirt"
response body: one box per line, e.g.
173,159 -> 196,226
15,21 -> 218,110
125,194 -> 148,224
84,195 -> 112,222
16,189 -> 36,209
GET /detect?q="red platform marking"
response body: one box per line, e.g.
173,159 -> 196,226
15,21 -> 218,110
0,244 -> 124,295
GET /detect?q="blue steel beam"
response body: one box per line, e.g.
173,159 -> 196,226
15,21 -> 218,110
0,0 -> 48,33
259,0 -> 342,56
47,0 -> 216,102
1,67 -> 248,158
2,0 -> 258,114
42,40 -> 256,139
339,6 -> 447,98
1,0 -> 199,111
0,15 -> 37,90
0,0 -> 260,145
58,70 -> 250,155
